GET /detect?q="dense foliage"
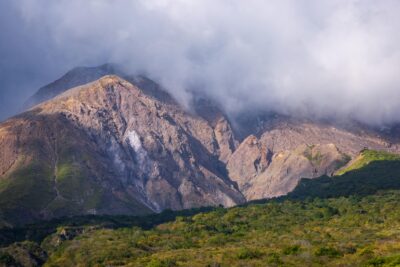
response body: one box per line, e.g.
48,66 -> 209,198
1,150 -> 400,266
2,190 -> 399,266
40,191 -> 400,266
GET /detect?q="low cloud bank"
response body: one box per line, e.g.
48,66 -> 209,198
1,0 -> 400,125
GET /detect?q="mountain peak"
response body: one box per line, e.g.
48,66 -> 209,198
23,64 -> 123,109
0,73 -> 245,225
1,64 -> 400,227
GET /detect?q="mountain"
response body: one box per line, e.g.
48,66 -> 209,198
24,63 -> 176,109
227,116 -> 399,200
0,75 -> 244,226
1,65 -> 400,227
23,64 -> 120,108
2,148 -> 400,266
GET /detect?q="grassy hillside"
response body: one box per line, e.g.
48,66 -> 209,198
2,190 -> 400,266
289,150 -> 400,199
2,149 -> 400,266
0,113 -> 154,227
33,191 -> 400,266
336,149 -> 400,176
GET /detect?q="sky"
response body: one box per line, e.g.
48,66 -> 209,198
1,0 -> 400,125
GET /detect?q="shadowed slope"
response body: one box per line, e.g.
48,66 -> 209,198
288,150 -> 400,199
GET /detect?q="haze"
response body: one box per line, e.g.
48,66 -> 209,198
1,0 -> 400,125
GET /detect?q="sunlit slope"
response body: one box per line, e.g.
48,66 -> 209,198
289,149 -> 400,199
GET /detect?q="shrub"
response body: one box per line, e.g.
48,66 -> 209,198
282,245 -> 301,255
146,258 -> 177,267
367,257 -> 386,267
314,247 -> 343,258
0,252 -> 17,265
267,253 -> 283,264
236,247 -> 263,259
367,255 -> 400,267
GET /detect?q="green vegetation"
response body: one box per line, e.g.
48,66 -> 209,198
0,128 -> 152,227
336,149 -> 400,176
289,150 -> 400,199
2,189 -> 400,266
0,160 -> 55,226
304,145 -> 324,166
0,241 -> 46,266
37,191 -> 400,266
1,149 -> 400,266
54,162 -> 103,211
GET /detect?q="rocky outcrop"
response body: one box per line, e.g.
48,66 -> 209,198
0,75 -> 245,225
226,117 -> 399,200
213,117 -> 238,163
258,119 -> 394,157
2,65 -> 400,226
226,135 -> 270,191
244,143 -> 349,199
227,134 -> 351,200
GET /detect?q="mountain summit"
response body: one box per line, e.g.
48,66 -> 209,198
0,75 -> 244,225
0,66 -> 399,226
23,64 -> 120,109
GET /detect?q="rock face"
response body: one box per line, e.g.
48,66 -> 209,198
0,75 -> 244,225
235,143 -> 349,199
227,118 -> 398,200
1,66 -> 400,226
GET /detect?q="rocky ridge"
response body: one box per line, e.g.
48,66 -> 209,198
0,75 -> 245,225
1,65 -> 399,225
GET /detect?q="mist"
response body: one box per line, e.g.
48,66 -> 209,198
1,0 -> 400,125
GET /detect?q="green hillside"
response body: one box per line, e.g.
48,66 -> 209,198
20,191 -> 400,267
336,149 -> 400,176
289,149 -> 400,199
1,149 -> 400,266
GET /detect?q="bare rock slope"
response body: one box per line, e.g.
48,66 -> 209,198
0,75 -> 244,225
1,66 -> 400,226
227,118 -> 399,200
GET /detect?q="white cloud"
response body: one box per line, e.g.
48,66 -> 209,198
2,0 -> 400,125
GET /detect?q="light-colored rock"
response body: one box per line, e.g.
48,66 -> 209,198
2,66 -> 400,226
227,115 -> 399,200
0,75 -> 245,225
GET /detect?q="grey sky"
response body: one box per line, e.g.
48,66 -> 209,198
1,0 -> 400,125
